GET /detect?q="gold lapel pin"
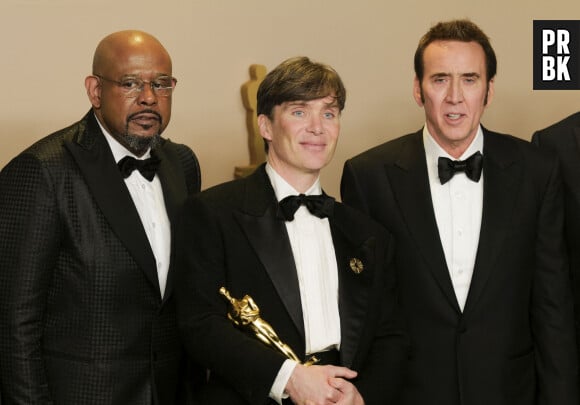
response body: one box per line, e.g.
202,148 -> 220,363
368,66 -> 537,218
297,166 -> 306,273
349,258 -> 364,274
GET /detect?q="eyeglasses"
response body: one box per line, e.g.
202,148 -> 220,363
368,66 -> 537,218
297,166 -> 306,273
94,74 -> 177,98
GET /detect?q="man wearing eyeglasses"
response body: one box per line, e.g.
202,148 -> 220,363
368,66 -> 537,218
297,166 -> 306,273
0,30 -> 202,404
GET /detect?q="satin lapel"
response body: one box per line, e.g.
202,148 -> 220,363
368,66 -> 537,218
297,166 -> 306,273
64,113 -> 160,294
330,205 -> 374,368
155,142 -> 189,301
233,167 -> 305,338
387,132 -> 460,311
155,142 -> 189,223
463,131 -> 520,313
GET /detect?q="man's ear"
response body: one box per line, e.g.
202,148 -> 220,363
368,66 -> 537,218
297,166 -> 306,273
484,78 -> 495,106
85,75 -> 102,109
413,76 -> 424,107
257,114 -> 273,142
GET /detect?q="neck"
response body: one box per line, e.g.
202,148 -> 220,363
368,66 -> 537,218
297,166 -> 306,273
291,176 -> 318,194
282,171 -> 319,194
427,129 -> 478,159
267,163 -> 320,194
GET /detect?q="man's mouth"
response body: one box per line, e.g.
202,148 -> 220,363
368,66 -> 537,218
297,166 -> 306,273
302,142 -> 326,150
128,111 -> 162,130
131,114 -> 159,122
129,110 -> 161,122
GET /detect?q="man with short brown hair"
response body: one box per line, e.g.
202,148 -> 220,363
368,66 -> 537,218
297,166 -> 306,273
342,20 -> 578,405
175,56 -> 408,405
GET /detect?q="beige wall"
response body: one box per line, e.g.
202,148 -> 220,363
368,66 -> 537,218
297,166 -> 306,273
1,0 -> 579,198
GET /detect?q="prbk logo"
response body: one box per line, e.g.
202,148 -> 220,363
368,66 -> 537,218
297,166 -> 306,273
533,20 -> 579,90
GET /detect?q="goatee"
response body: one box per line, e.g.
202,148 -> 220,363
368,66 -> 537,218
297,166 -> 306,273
122,109 -> 163,155
122,132 -> 161,156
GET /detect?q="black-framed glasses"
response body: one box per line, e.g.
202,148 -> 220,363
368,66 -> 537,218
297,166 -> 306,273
94,74 -> 177,98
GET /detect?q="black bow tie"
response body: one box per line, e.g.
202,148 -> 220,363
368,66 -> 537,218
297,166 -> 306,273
117,155 -> 161,181
437,151 -> 483,185
278,193 -> 335,221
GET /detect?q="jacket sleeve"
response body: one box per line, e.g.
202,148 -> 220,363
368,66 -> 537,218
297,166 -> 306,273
174,195 -> 286,404
353,233 -> 409,404
532,154 -> 579,404
0,153 -> 60,404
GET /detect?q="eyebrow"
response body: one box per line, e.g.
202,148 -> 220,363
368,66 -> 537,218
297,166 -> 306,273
286,101 -> 308,107
429,72 -> 481,79
119,73 -> 173,79
285,100 -> 339,109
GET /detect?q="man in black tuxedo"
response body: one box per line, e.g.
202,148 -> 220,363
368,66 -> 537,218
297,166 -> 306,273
175,56 -> 408,405
0,30 -> 201,404
532,111 -> 580,365
341,20 -> 578,405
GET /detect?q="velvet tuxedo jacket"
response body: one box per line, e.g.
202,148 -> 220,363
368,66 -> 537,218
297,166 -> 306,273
0,111 -> 201,404
341,128 -> 578,405
175,164 -> 409,405
533,111 -> 580,365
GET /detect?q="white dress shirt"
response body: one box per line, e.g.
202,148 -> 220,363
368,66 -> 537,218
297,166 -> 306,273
98,118 -> 171,298
265,163 -> 341,404
423,126 -> 484,311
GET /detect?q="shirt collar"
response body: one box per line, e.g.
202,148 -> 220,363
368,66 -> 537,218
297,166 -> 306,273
95,113 -> 151,163
265,163 -> 322,202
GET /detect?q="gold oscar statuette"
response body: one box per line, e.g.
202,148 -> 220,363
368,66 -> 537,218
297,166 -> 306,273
219,287 -> 318,366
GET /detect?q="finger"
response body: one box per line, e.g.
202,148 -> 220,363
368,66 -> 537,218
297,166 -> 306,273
328,377 -> 353,392
326,365 -> 358,379
331,379 -> 364,405
325,386 -> 343,403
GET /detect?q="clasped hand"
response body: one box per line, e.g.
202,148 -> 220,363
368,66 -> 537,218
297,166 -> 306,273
285,364 -> 364,405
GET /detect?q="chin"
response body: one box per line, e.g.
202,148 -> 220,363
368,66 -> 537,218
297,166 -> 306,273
304,161 -> 329,172
123,132 -> 161,153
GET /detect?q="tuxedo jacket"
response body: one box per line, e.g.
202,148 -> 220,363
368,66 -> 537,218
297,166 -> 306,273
341,128 -> 578,405
174,164 -> 409,405
533,111 -> 580,363
0,111 -> 201,404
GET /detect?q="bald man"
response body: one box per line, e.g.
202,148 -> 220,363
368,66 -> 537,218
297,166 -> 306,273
0,30 -> 202,404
